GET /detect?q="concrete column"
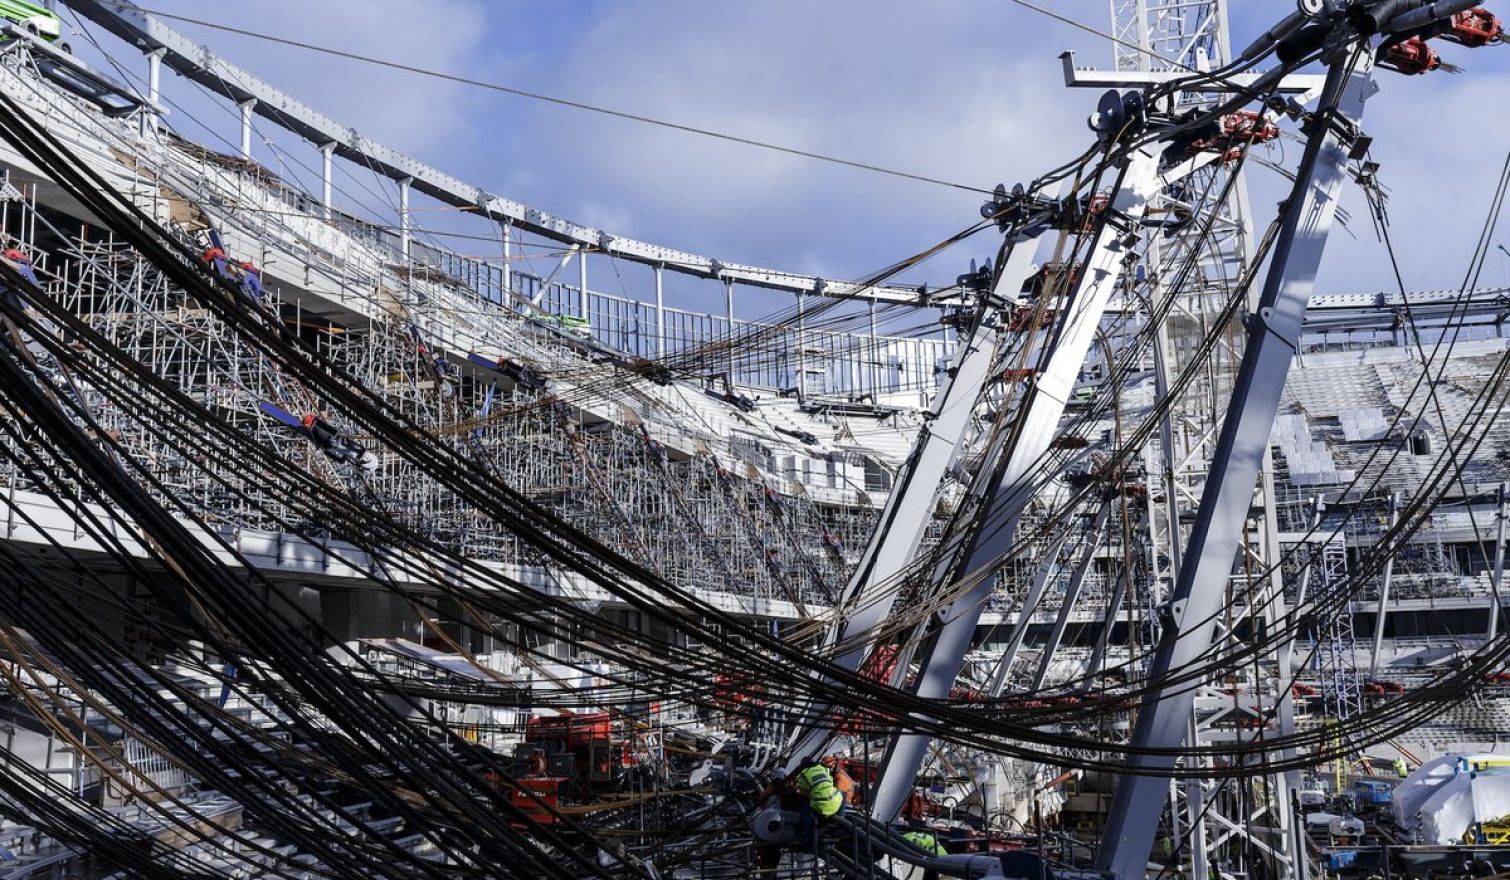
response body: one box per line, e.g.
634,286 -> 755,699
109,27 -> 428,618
238,99 -> 256,159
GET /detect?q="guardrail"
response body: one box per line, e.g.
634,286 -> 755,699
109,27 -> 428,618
164,151 -> 957,401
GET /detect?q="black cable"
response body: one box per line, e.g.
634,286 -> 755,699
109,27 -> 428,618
106,3 -> 994,195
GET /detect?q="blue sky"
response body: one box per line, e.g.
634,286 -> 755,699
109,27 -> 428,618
61,1 -> 1510,314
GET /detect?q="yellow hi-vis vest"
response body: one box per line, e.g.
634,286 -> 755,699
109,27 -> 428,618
903,830 -> 948,856
796,764 -> 845,817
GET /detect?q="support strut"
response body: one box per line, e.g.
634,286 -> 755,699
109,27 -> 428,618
870,145 -> 1162,820
1095,53 -> 1375,880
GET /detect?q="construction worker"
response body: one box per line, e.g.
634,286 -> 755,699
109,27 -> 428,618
0,247 -> 56,362
427,348 -> 455,396
755,767 -> 804,879
1,247 -> 37,311
822,755 -> 859,805
1394,756 -> 1410,778
496,356 -> 546,390
794,755 -> 846,850
901,828 -> 947,880
300,414 -> 379,473
202,243 -> 231,281
407,325 -> 456,396
237,260 -> 264,302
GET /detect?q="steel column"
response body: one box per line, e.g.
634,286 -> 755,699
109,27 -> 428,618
238,98 -> 255,159
398,177 -> 412,263
782,244 -> 1036,764
795,292 -> 806,396
578,248 -> 589,320
726,278 -> 735,381
1031,502 -> 1113,690
871,146 -> 1162,820
869,299 -> 879,397
319,141 -> 335,220
654,263 -> 666,358
1490,482 -> 1508,642
1184,766 -> 1211,880
141,46 -> 163,139
1096,56 -> 1374,880
1370,493 -> 1403,674
501,221 -> 512,299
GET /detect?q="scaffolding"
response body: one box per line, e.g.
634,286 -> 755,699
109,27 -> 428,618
1,185 -> 888,613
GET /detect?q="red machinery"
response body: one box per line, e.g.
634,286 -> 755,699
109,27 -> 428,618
839,647 -> 901,735
1080,193 -> 1111,231
527,711 -> 610,747
826,757 -> 877,809
1008,305 -> 1057,332
1363,680 -> 1406,697
1380,37 -> 1443,75
1220,110 -> 1281,144
1184,110 -> 1280,162
1021,263 -> 1080,298
1377,8 -> 1501,75
1440,8 -> 1503,47
523,711 -> 616,790
507,776 -> 566,825
859,644 -> 900,685
713,672 -> 766,712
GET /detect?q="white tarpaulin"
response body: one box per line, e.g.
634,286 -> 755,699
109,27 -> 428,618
1395,754 -> 1510,844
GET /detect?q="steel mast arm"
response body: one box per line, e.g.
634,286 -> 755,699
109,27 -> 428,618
1095,54 -> 1375,880
783,241 -> 1040,763
870,145 -> 1163,820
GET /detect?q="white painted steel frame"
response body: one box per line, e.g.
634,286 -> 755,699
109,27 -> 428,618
1095,56 -> 1376,880
870,145 -> 1164,820
782,244 -> 1039,765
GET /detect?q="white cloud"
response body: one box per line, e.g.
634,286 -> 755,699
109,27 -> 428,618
93,0 -> 493,160
497,0 -> 1095,282
1319,69 -> 1510,294
68,2 -> 1510,296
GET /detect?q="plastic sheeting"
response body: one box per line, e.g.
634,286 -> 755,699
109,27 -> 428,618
1394,754 -> 1469,829
1395,754 -> 1510,844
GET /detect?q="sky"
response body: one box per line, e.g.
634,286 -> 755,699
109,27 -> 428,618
58,1 -> 1510,314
